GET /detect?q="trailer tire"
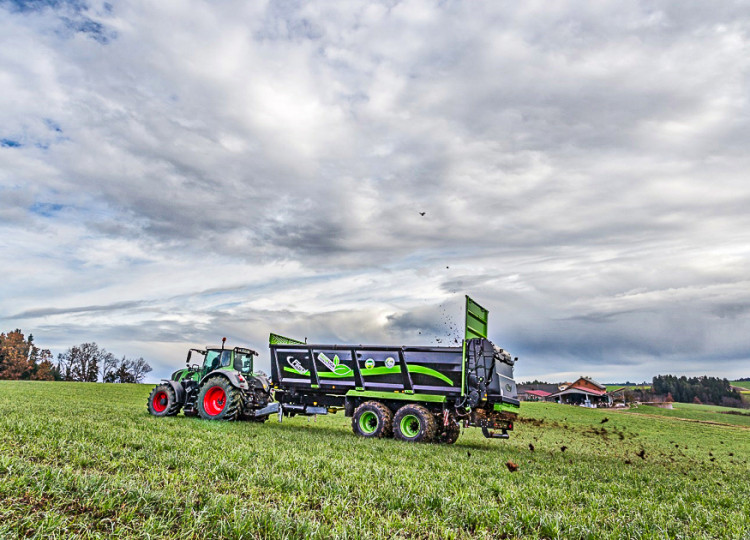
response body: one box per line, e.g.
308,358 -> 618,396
352,401 -> 393,438
197,377 -> 242,421
147,384 -> 181,417
393,405 -> 437,443
436,421 -> 461,444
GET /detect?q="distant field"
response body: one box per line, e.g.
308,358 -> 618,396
623,403 -> 750,428
731,380 -> 750,391
605,384 -> 651,392
1,382 -> 749,539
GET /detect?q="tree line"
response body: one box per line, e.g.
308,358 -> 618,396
0,329 -> 152,383
651,374 -> 743,408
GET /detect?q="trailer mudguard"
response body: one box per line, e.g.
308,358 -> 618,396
162,379 -> 186,405
199,370 -> 250,390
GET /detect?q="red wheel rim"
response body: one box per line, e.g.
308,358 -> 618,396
152,391 -> 168,413
203,386 -> 226,416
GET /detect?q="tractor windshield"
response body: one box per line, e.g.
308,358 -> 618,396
234,351 -> 254,375
203,350 -> 231,372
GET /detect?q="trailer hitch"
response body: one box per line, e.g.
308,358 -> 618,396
481,427 -> 509,439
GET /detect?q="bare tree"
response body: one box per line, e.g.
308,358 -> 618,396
57,343 -> 108,382
102,356 -> 153,383
129,357 -> 152,383
101,353 -> 119,383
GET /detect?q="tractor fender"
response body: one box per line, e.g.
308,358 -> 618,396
162,379 -> 186,405
199,370 -> 249,391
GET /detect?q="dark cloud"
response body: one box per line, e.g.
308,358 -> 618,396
8,300 -> 148,319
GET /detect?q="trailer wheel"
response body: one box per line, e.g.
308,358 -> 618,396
393,405 -> 437,443
352,401 -> 393,438
147,384 -> 181,417
436,421 -> 461,444
197,377 -> 242,421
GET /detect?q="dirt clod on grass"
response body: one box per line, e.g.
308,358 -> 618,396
506,461 -> 519,472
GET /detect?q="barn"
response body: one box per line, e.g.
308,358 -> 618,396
547,377 -> 612,407
518,389 -> 552,402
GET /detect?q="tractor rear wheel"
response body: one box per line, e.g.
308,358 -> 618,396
197,377 -> 242,421
352,401 -> 393,438
147,384 -> 181,417
393,404 -> 437,443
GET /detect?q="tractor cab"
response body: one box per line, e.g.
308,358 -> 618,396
201,347 -> 256,377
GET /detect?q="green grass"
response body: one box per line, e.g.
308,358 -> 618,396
731,381 -> 750,391
1,382 -> 749,539
605,385 -> 651,392
623,403 -> 750,427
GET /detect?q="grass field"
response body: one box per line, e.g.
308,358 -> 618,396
604,385 -> 651,392
731,381 -> 750,391
623,403 -> 750,428
1,381 -> 749,539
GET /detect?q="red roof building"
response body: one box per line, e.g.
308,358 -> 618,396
519,389 -> 552,401
547,377 -> 611,407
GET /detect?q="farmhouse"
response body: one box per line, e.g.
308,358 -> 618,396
547,377 -> 612,407
519,389 -> 552,402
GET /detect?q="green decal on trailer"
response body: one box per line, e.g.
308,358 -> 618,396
282,364 -> 454,385
465,295 -> 489,340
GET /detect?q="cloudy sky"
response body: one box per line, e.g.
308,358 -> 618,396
2,0 -> 749,383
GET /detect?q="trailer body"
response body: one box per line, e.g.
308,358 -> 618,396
269,297 -> 519,441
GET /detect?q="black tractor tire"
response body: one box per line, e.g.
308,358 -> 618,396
147,384 -> 181,417
436,421 -> 461,444
352,401 -> 393,438
393,404 -> 437,443
197,376 -> 242,421
250,415 -> 269,423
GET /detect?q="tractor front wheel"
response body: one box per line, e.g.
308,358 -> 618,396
197,377 -> 242,421
147,384 -> 181,417
352,401 -> 393,438
393,404 -> 437,443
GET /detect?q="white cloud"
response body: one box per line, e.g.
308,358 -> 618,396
1,0 -> 750,383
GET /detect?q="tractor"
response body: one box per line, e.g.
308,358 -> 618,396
146,338 -> 278,421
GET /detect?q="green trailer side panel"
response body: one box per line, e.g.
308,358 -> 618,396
269,333 -> 305,345
465,296 -> 489,340
494,402 -> 520,413
346,390 -> 447,403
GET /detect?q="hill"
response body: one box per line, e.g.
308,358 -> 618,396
0,381 -> 748,538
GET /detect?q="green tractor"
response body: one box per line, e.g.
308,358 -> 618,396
147,338 -> 278,421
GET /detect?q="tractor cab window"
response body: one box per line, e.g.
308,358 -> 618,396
234,351 -> 254,375
203,350 -> 231,372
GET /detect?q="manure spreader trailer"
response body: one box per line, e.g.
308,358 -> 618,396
148,296 -> 519,443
